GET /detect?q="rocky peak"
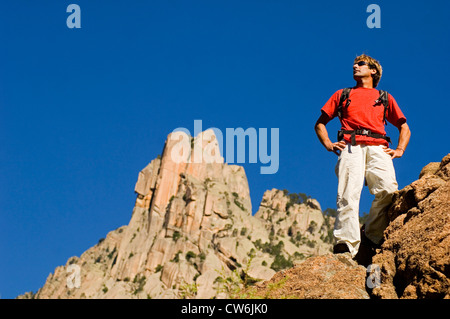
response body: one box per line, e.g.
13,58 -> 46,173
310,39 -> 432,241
255,189 -> 333,257
24,130 -> 332,299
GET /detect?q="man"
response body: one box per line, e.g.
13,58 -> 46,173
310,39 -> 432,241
314,54 -> 411,261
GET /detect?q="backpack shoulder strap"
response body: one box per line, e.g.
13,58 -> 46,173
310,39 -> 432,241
378,90 -> 389,107
337,87 -> 352,119
376,90 -> 389,124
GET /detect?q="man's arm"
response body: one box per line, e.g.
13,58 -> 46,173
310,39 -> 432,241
314,112 -> 346,155
383,122 -> 411,159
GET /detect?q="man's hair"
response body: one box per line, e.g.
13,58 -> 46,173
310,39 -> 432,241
354,54 -> 383,88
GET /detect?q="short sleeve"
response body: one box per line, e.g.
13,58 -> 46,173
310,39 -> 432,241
321,89 -> 342,119
386,94 -> 407,128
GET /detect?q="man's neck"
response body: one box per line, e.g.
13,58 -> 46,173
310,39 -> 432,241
355,77 -> 374,88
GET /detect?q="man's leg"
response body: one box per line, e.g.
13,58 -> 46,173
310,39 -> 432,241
364,145 -> 399,245
334,143 -> 366,257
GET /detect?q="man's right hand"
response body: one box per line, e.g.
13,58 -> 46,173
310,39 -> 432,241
326,140 -> 347,156
315,114 -> 347,156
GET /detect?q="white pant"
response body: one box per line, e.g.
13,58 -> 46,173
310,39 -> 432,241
334,143 -> 398,257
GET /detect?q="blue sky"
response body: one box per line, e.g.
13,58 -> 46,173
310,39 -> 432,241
1,0 -> 449,298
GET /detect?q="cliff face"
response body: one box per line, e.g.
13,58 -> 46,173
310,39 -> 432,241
25,130 -> 333,299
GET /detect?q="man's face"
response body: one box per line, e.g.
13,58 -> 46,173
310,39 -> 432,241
353,60 -> 376,79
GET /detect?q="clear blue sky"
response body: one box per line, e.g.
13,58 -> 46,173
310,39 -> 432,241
1,0 -> 449,298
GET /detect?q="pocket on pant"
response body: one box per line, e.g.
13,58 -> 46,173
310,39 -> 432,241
335,157 -> 341,177
334,144 -> 348,177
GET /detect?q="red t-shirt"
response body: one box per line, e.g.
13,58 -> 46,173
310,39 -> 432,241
321,87 -> 407,146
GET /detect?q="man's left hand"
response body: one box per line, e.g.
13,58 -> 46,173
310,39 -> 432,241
383,146 -> 404,159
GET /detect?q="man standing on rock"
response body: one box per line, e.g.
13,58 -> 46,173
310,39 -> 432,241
314,54 -> 411,262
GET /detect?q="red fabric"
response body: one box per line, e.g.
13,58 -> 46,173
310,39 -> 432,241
321,87 -> 407,146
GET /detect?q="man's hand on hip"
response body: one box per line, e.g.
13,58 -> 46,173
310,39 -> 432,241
383,146 -> 404,159
326,141 -> 347,156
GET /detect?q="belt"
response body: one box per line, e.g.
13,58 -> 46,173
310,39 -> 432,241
337,129 -> 391,146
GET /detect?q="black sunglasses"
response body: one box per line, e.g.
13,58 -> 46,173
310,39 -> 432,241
355,61 -> 370,67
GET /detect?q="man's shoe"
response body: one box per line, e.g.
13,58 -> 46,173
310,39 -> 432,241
354,242 -> 376,267
354,225 -> 382,266
333,243 -> 350,254
361,229 -> 382,249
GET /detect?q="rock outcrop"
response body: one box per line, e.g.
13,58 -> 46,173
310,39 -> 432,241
22,130 -> 333,299
372,154 -> 450,299
239,154 -> 450,300
243,253 -> 369,299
